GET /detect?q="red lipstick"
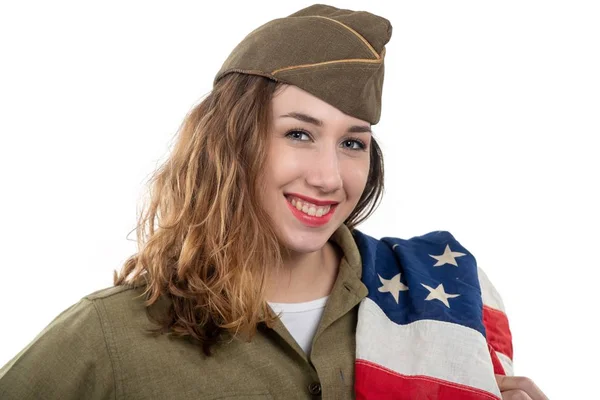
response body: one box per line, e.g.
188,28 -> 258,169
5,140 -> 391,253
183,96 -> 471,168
285,196 -> 337,227
284,192 -> 339,206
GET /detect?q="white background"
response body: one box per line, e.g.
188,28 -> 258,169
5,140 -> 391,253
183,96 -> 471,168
1,1 -> 598,398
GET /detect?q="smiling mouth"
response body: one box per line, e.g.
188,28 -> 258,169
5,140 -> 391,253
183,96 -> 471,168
284,195 -> 337,218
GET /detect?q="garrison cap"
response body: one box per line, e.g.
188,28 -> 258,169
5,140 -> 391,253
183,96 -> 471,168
213,4 -> 392,125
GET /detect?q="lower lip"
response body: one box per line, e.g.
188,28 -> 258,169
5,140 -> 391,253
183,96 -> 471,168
285,197 -> 337,227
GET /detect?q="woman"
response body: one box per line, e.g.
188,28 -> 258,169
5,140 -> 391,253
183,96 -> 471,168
0,4 -> 547,400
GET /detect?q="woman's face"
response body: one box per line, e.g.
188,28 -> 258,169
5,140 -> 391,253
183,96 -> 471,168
261,84 -> 372,255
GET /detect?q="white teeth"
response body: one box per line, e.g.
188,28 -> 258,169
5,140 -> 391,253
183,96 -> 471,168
287,196 -> 332,217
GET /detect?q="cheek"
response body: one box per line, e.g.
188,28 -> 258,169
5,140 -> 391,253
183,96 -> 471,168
267,153 -> 292,182
263,143 -> 303,193
342,159 -> 370,199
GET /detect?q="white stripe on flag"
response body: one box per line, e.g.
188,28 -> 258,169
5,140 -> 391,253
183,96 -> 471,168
356,298 -> 501,398
477,267 -> 506,312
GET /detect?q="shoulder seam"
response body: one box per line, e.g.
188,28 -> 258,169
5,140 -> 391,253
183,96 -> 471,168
83,285 -> 141,301
88,299 -> 118,400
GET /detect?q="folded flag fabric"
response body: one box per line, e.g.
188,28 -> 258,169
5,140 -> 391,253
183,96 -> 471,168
353,230 -> 513,399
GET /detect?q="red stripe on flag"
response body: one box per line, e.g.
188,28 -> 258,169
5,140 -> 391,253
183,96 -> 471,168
483,305 -> 513,360
488,342 -> 506,375
355,360 -> 500,400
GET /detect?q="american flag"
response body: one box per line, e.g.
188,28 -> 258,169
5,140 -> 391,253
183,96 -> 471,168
353,230 -> 513,399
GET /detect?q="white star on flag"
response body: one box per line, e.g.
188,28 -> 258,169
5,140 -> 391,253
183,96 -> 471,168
378,273 -> 409,304
421,283 -> 460,308
429,244 -> 466,267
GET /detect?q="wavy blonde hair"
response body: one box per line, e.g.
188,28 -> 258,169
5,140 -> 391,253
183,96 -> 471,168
113,73 -> 385,355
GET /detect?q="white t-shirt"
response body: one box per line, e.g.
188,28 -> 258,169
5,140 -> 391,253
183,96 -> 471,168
267,296 -> 329,355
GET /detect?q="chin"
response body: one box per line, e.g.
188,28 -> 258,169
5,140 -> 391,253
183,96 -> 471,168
277,227 -> 333,255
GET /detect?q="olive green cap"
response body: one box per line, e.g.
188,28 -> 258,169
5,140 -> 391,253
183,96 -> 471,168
213,4 -> 392,125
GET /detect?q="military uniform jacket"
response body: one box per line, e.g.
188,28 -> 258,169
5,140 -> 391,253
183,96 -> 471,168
0,225 -> 368,400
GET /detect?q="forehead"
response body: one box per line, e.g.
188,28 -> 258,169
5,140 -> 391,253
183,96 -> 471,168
271,85 -> 370,127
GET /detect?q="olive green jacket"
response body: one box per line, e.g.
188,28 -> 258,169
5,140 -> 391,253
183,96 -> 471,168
0,225 -> 368,400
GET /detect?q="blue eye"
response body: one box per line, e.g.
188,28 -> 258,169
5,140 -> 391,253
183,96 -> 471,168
342,138 -> 367,151
285,129 -> 311,142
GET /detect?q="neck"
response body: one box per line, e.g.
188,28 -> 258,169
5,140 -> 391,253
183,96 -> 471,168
266,241 -> 341,303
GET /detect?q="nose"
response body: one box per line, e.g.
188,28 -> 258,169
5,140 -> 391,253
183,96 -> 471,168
305,146 -> 343,193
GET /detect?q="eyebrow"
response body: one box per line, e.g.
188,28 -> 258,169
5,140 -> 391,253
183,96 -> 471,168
279,112 -> 372,134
